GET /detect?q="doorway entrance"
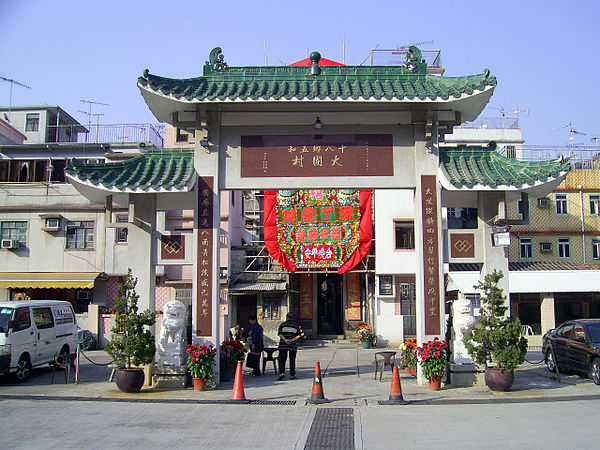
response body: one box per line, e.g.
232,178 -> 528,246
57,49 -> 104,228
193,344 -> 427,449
234,294 -> 257,340
317,274 -> 344,337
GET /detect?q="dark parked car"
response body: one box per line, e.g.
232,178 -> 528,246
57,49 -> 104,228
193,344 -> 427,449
542,319 -> 600,384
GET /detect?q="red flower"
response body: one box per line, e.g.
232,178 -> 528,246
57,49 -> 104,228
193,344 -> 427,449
434,351 -> 440,358
203,350 -> 208,355
191,358 -> 197,363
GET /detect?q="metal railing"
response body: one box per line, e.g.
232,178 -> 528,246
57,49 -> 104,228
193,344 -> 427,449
457,117 -> 521,130
46,123 -> 164,147
497,144 -> 600,169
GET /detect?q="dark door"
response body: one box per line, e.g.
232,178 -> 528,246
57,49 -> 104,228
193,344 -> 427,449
317,274 -> 343,336
235,294 -> 257,341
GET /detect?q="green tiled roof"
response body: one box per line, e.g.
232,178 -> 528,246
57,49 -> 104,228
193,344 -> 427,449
138,47 -> 496,103
439,144 -> 571,189
65,149 -> 195,193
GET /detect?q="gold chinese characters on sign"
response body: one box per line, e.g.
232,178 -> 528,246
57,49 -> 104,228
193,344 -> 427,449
196,176 -> 213,336
420,175 -> 440,334
241,134 -> 393,178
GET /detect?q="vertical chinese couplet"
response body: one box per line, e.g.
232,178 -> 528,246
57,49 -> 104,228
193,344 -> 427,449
420,175 -> 440,335
346,272 -> 362,321
196,176 -> 213,336
299,274 -> 313,320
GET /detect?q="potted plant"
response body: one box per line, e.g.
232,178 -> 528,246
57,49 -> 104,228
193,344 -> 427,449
187,343 -> 217,390
417,338 -> 448,390
219,339 -> 247,381
104,269 -> 157,393
464,270 -> 528,391
400,339 -> 417,376
355,321 -> 375,348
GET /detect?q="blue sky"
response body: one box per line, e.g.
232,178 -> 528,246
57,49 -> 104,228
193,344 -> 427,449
1,0 -> 598,146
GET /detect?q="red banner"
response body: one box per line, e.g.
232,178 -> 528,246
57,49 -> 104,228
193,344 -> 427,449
196,177 -> 213,337
264,189 -> 372,274
299,274 -> 313,320
346,272 -> 361,320
421,175 -> 440,335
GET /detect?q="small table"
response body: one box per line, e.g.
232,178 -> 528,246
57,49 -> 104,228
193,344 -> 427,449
374,351 -> 397,381
262,347 -> 279,375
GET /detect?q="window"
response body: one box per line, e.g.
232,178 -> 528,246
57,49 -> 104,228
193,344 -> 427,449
116,214 -> 128,243
378,276 -> 394,296
447,207 -> 478,229
590,195 -> 600,215
0,221 -> 27,248
32,307 -> 54,329
263,295 -> 280,320
593,239 -> 600,260
519,237 -> 533,259
25,113 -> 39,132
394,221 -> 415,250
12,308 -> 31,332
555,194 -> 568,215
176,128 -> 189,142
558,237 -> 571,258
66,221 -> 94,249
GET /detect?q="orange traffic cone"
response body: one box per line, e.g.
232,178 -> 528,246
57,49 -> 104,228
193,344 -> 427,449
381,366 -> 408,405
307,361 -> 330,404
231,360 -> 249,402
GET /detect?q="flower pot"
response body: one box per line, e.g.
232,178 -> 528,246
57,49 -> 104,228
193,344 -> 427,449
362,342 -> 371,349
484,367 -> 515,391
404,366 -> 411,374
220,368 -> 234,382
193,377 -> 207,391
114,368 -> 145,393
409,367 -> 416,377
428,377 -> 442,391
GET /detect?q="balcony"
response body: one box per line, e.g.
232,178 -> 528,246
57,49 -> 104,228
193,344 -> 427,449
47,123 -> 164,147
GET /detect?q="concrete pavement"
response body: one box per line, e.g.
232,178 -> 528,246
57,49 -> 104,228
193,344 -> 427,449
1,341 -> 599,405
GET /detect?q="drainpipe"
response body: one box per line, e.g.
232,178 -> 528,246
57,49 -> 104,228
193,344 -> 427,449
580,185 -> 586,264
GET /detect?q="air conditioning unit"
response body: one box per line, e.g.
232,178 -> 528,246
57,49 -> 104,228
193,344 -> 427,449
77,291 -> 90,301
540,242 -> 552,252
43,217 -> 61,231
538,198 -> 550,207
1,239 -> 18,249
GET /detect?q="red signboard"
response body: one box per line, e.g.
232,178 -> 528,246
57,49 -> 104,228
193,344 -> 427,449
450,233 -> 475,258
241,134 -> 393,178
161,235 -> 185,260
421,175 -> 440,335
196,176 -> 213,336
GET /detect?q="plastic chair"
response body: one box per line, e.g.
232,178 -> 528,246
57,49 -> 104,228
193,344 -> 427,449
262,347 -> 279,375
51,352 -> 76,384
374,351 -> 396,381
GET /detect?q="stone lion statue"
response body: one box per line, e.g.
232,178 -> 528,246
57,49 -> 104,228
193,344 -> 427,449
156,300 -> 187,366
451,297 -> 477,365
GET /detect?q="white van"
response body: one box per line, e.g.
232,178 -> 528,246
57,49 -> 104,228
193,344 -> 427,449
0,300 -> 78,382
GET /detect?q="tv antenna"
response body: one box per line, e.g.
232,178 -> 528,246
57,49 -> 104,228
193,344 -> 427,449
591,136 -> 600,145
493,106 -> 529,117
395,39 -> 434,50
0,75 -> 31,122
553,122 -> 586,144
79,99 -> 109,142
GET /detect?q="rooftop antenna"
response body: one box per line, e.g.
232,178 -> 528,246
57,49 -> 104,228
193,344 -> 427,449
553,122 -> 586,145
79,99 -> 109,142
395,39 -> 434,50
0,75 -> 31,122
591,136 -> 600,145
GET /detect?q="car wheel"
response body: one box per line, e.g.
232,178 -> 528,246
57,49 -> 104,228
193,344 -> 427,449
546,349 -> 558,373
14,355 -> 32,382
591,358 -> 600,385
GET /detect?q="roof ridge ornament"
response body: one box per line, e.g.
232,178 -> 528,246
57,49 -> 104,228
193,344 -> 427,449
405,46 -> 427,74
205,47 -> 229,75
310,51 -> 321,76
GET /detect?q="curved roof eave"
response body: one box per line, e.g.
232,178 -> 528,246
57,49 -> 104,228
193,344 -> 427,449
438,168 -> 570,192
138,82 -> 495,125
66,173 -> 197,195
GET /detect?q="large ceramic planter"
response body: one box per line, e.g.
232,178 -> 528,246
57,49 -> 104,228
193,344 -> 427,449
409,367 -> 416,377
193,377 -> 207,391
485,367 -> 515,391
362,342 -> 371,349
428,377 -> 442,391
114,368 -> 145,393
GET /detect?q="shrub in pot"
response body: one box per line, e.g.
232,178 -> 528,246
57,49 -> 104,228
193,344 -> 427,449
464,270 -> 528,391
105,269 -> 157,393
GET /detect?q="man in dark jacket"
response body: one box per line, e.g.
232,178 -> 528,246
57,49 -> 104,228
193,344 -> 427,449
277,313 -> 301,380
248,314 -> 263,376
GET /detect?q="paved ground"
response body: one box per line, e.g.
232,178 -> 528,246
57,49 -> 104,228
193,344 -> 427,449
0,341 -> 599,405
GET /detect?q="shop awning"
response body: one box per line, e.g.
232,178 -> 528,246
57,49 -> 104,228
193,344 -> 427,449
446,272 -> 482,294
0,272 -> 101,289
229,281 -> 287,292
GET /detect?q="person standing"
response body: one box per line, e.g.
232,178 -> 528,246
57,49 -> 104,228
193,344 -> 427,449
248,314 -> 263,376
277,313 -> 301,380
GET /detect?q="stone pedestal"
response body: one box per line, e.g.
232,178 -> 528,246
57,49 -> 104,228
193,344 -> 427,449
448,363 -> 485,387
152,364 -> 189,388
